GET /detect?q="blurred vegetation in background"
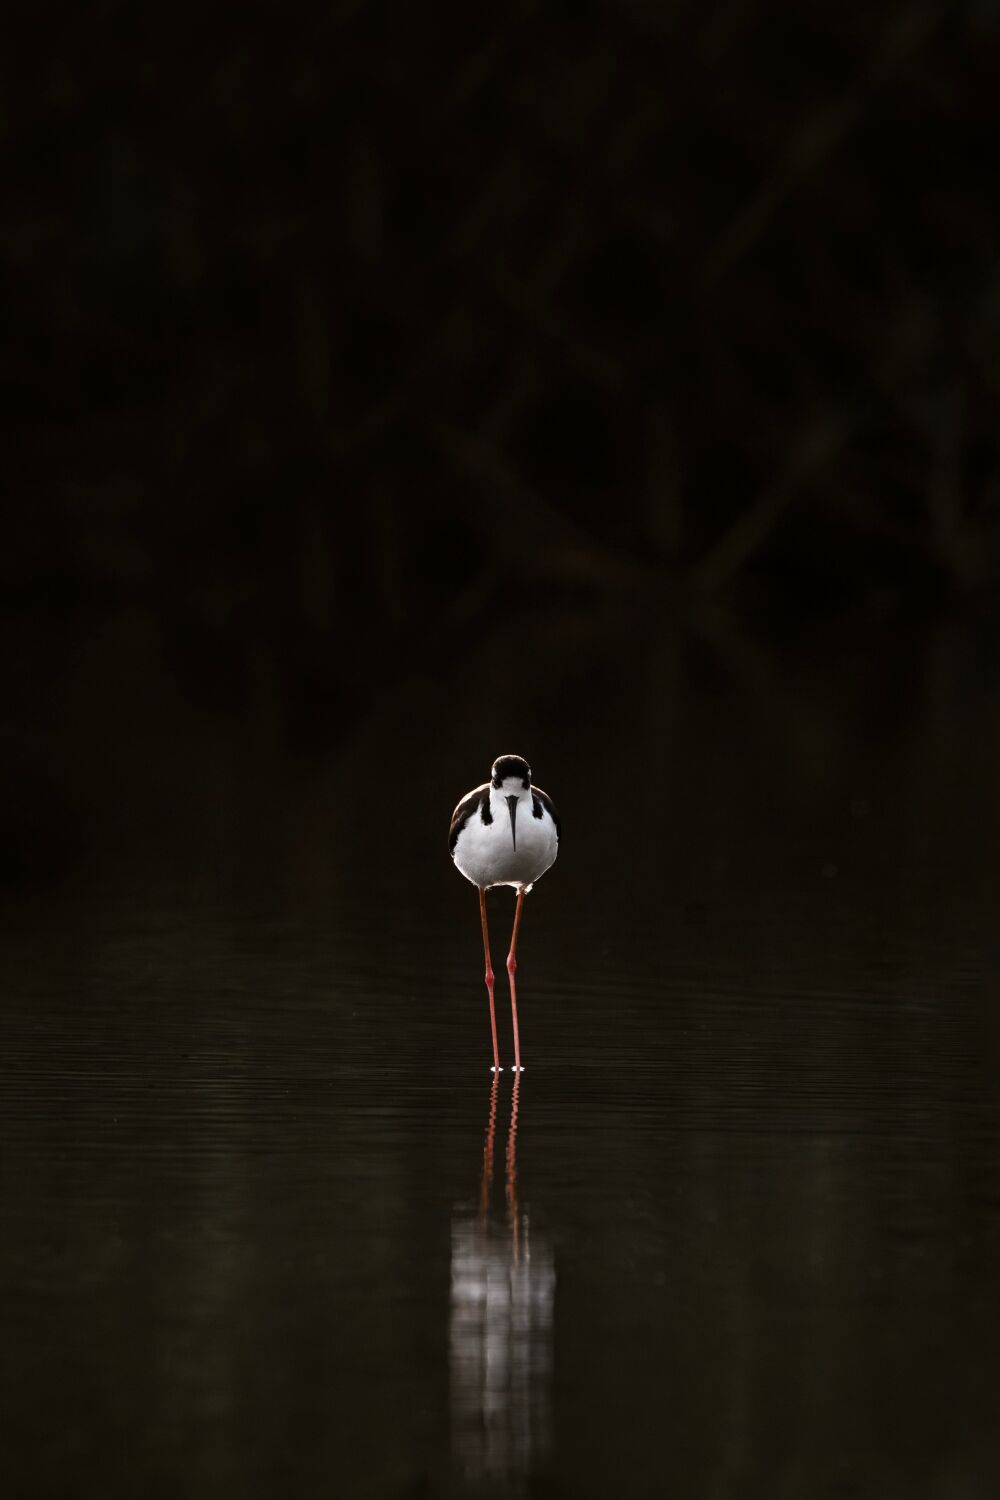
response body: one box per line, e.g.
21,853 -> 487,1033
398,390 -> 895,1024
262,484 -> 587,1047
4,2 -> 998,772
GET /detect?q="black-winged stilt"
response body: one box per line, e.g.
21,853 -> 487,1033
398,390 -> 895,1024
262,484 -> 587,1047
449,754 -> 560,1072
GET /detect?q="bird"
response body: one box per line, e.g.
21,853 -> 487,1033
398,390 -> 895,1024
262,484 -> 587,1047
449,754 -> 560,1073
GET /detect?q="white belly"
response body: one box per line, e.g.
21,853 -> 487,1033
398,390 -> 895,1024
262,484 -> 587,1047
453,802 -> 558,891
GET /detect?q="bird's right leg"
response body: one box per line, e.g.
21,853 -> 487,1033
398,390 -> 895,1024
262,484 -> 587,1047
479,887 -> 501,1072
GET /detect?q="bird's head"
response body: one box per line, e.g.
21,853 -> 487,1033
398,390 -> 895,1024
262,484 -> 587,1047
491,753 -> 531,793
491,754 -> 532,850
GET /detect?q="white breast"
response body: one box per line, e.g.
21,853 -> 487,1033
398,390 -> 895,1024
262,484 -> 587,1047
453,796 -> 558,891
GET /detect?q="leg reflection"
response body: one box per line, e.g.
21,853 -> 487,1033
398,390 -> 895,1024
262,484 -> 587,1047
450,1077 -> 555,1482
506,1072 -> 520,1263
479,1074 -> 499,1227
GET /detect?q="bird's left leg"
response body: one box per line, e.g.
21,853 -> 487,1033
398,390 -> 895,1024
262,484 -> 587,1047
506,888 -> 526,1072
479,887 -> 501,1073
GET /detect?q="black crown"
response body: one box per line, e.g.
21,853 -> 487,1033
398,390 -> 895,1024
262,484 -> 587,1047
491,754 -> 531,788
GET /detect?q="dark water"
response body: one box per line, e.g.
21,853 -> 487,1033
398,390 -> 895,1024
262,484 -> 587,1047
3,610 -> 1000,1496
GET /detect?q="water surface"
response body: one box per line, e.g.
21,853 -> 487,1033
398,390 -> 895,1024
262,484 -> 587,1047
2,613 -> 999,1497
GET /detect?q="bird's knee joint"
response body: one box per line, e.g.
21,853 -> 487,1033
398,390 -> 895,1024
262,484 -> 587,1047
506,955 -> 517,973
485,968 -> 494,988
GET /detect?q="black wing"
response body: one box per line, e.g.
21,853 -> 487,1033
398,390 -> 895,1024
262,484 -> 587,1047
531,785 -> 561,841
449,783 -> 491,853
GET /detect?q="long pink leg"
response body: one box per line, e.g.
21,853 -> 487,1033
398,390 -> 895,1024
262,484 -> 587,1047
507,889 -> 526,1072
479,888 -> 500,1072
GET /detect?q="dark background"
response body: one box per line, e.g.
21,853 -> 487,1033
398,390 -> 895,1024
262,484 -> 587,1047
4,5 -> 1000,1498
5,0 -> 1000,885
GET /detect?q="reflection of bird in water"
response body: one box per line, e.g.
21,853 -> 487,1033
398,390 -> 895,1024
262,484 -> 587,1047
450,1077 -> 555,1483
449,754 -> 560,1073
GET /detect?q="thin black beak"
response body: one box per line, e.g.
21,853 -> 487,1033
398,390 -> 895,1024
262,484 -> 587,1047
505,795 -> 519,851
